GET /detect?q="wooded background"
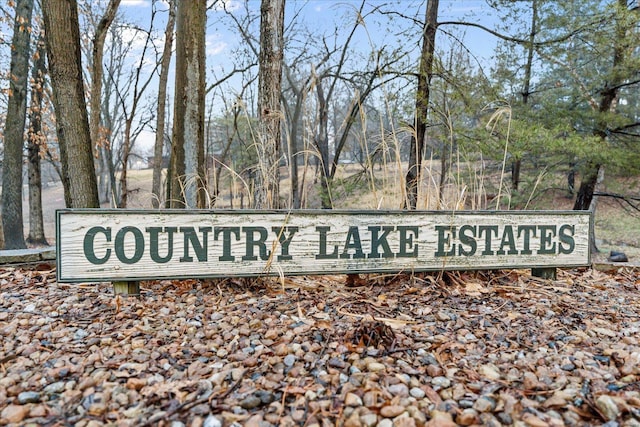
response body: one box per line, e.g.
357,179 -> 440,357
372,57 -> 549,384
0,0 -> 639,251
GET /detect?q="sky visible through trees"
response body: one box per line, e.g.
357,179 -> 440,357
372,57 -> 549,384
0,0 -> 638,221
114,0 -> 501,152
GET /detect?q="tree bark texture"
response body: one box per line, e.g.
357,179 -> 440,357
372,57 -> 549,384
42,0 -> 100,208
1,0 -> 34,249
254,0 -> 285,209
512,0 -> 538,192
405,0 -> 438,209
89,0 -> 119,206
27,35 -> 48,246
152,0 -> 175,209
314,82 -> 332,209
89,0 -> 120,149
169,0 -> 206,209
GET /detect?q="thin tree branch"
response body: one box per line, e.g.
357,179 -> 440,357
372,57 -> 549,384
437,17 -> 607,47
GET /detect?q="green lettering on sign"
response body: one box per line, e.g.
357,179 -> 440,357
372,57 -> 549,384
115,226 -> 144,264
84,226 -> 112,265
398,226 -> 419,258
316,226 -> 338,259
368,226 -> 394,259
146,227 -> 176,263
180,227 -> 211,262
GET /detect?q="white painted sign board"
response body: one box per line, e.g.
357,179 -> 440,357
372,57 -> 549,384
56,209 -> 591,282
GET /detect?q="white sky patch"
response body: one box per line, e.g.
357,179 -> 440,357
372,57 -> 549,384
206,33 -> 227,56
120,0 -> 149,6
119,25 -> 152,53
208,0 -> 241,13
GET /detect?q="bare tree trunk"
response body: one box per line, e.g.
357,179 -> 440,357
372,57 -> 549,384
27,34 -> 48,246
283,65 -> 304,209
118,120 -> 133,208
254,0 -> 285,209
152,0 -> 175,209
405,0 -> 439,209
90,0 -> 119,207
315,82 -> 332,209
169,0 -> 206,208
89,0 -> 120,148
512,0 -> 538,193
1,0 -> 34,249
43,0 -> 100,209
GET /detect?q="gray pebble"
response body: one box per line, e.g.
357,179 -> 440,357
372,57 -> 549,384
283,354 -> 296,367
387,383 -> 409,397
431,376 -> 451,389
496,411 -> 512,425
409,387 -> 425,399
18,391 -> 41,404
360,413 -> 377,426
459,399 -> 475,408
74,328 -> 89,340
239,394 -> 262,409
328,357 -> 347,369
44,381 -> 66,395
255,390 -> 276,404
596,395 -> 620,421
473,396 -> 497,413
420,353 -> 438,365
203,415 -> 223,427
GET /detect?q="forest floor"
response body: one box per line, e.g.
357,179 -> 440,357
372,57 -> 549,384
4,166 -> 640,425
1,265 -> 640,426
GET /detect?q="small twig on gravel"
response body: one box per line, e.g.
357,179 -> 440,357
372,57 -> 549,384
137,369 -> 247,427
0,353 -> 17,364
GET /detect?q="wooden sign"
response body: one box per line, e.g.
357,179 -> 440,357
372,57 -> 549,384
56,209 -> 591,282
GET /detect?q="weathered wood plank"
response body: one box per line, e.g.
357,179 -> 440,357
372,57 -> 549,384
56,209 -> 591,282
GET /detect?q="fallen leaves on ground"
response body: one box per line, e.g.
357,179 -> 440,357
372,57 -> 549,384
1,266 -> 640,426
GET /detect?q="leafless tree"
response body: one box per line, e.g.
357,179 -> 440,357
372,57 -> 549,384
167,0 -> 207,208
151,0 -> 175,209
1,0 -> 34,249
27,33 -> 48,246
42,0 -> 99,209
254,0 -> 285,208
405,0 -> 438,210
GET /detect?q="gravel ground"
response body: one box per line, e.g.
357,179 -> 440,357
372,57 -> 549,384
1,266 -> 640,426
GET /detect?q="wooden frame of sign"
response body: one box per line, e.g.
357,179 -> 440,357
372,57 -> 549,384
56,209 -> 591,294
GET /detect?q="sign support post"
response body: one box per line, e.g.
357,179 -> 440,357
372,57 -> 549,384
531,267 -> 557,280
113,281 -> 140,296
